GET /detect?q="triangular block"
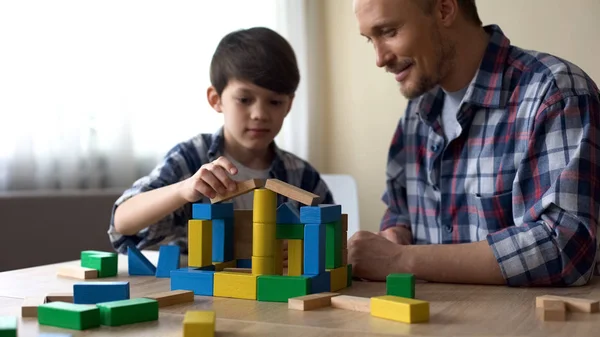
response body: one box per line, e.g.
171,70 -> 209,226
276,202 -> 301,224
156,245 -> 181,278
128,246 -> 156,276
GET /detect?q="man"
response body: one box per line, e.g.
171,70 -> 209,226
348,0 -> 600,286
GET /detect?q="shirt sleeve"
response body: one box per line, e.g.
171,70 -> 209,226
486,90 -> 600,286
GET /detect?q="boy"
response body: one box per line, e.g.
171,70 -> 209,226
109,27 -> 334,254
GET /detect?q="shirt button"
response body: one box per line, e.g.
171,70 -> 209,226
431,145 -> 440,152
432,185 -> 439,191
445,226 -> 452,233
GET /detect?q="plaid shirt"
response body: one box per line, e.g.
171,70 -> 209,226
381,25 -> 600,286
108,127 -> 333,254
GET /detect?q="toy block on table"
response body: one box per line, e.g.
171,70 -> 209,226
535,294 -> 599,313
265,178 -> 319,206
276,224 -> 304,240
156,245 -> 181,277
57,265 -> 98,280
288,239 -> 303,276
252,223 -> 276,257
21,296 -> 45,318
183,311 -> 215,337
0,316 -> 17,337
80,250 -> 117,278
188,219 -> 212,268
328,266 -> 348,292
223,267 -> 252,273
276,202 -> 302,224
387,273 -> 415,298
326,220 -> 342,269
143,290 -> 194,308
253,188 -> 277,223
45,293 -> 73,303
170,268 -> 215,296
304,223 -> 326,275
212,218 -> 234,262
330,295 -> 370,313
257,275 -> 310,302
192,202 -> 234,219
96,298 -> 158,326
213,272 -> 258,300
38,302 -> 100,330
288,293 -> 340,311
234,210 -> 253,259
212,260 -> 236,272
252,256 -> 275,275
347,264 -> 353,287
209,178 -> 265,204
127,246 -> 156,276
303,272 -> 330,294
300,204 -> 342,224
341,213 -> 348,265
73,281 -> 130,305
371,295 -> 429,323
274,239 -> 283,275
536,299 -> 566,321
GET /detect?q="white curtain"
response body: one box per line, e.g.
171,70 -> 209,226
0,0 -> 313,191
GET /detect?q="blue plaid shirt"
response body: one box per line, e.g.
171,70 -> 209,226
108,127 -> 334,254
381,25 -> 600,286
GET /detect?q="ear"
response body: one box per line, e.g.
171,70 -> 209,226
207,86 -> 223,112
285,94 -> 295,117
437,0 -> 459,27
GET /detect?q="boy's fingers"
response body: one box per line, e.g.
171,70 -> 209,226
214,156 -> 238,175
199,166 -> 228,195
209,165 -> 237,192
193,179 -> 216,199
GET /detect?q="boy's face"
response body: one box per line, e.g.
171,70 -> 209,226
208,79 -> 293,152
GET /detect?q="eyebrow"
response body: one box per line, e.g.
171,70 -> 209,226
362,19 -> 401,37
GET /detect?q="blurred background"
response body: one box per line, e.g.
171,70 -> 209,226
1,0 -> 599,270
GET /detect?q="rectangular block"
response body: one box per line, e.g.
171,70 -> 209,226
45,293 -> 73,303
236,258 -> 252,268
38,302 -> 100,330
300,205 -> 342,224
288,292 -> 339,311
73,281 -> 130,305
331,295 -> 370,313
304,223 -> 326,275
213,272 -> 258,300
212,260 -> 237,271
127,246 -> 157,276
156,245 -> 181,278
80,251 -> 117,278
0,316 -> 16,337
97,298 -> 158,326
371,295 -> 429,323
274,239 -> 283,275
253,188 -> 277,223
170,268 -> 215,296
265,179 -> 319,206
303,272 -> 330,294
257,275 -> 310,302
328,266 -> 347,292
212,218 -> 234,262
251,256 -> 275,275
288,239 -> 304,276
342,248 -> 348,265
192,202 -> 234,219
188,220 -> 212,267
341,214 -> 348,232
387,273 -> 415,298
183,311 -> 215,337
21,296 -> 45,318
535,295 -> 599,313
57,265 -> 98,280
276,202 -> 302,224
210,179 -> 264,204
197,265 -> 216,271
536,300 -> 566,321
252,223 -> 276,257
347,264 -> 353,287
143,290 -> 194,308
276,224 -> 304,240
326,220 -> 342,269
234,210 -> 253,259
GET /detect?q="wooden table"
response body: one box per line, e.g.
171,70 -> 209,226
1,252 -> 599,336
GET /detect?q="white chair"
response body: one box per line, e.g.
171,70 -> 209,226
321,174 -> 360,238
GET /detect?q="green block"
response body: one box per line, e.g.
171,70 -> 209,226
347,264 -> 353,287
38,302 -> 100,330
0,316 -> 17,337
276,224 -> 304,240
96,298 -> 158,326
257,275 -> 310,302
81,250 -> 118,278
325,221 -> 342,269
386,273 -> 415,298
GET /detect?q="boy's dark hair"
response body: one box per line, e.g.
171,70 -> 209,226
210,27 -> 300,96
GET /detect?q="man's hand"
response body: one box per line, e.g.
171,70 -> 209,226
347,231 -> 408,281
378,226 -> 412,245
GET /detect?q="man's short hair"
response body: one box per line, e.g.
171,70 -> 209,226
417,0 -> 482,26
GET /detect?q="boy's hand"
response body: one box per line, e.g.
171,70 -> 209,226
348,230 -> 406,281
378,226 -> 412,245
179,156 -> 239,202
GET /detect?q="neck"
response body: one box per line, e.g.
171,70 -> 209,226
223,130 -> 274,170
440,25 -> 490,92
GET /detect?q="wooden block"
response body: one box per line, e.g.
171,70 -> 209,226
73,281 -> 130,305
223,268 -> 252,273
212,260 -> 237,271
212,218 -> 234,263
188,220 -> 212,267
156,245 -> 181,277
127,246 -> 156,276
536,295 -> 599,313
330,295 -> 370,313
45,293 -> 74,303
371,295 -> 429,323
57,265 -> 98,280
253,189 -> 277,223
251,256 -> 275,275
234,210 -> 253,259
536,300 -> 566,321
304,223 -> 326,275
192,203 -> 234,219
288,239 -> 304,276
276,202 -> 302,224
143,290 -> 194,308
170,269 -> 214,296
252,223 -> 276,257
213,272 -> 258,300
96,298 -> 158,326
210,179 -> 264,204
274,239 -> 283,275
80,250 -> 117,278
257,275 -> 310,302
300,205 -> 342,224
183,311 -> 215,337
341,214 -> 348,232
328,266 -> 348,292
326,220 -> 342,269
341,248 -> 348,265
347,264 -> 353,287
265,178 -> 319,206
387,273 -> 415,298
38,302 -> 100,330
288,293 -> 340,311
21,296 -> 45,318
276,224 -> 305,240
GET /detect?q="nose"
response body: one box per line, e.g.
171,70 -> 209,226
375,42 -> 394,68
250,101 -> 269,121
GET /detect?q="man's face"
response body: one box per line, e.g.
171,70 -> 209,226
354,0 -> 455,99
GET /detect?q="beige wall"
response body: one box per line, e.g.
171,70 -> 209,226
319,0 -> 600,232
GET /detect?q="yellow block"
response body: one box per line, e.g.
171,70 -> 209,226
274,239 -> 283,275
183,310 -> 215,337
328,266 -> 347,292
188,220 -> 212,267
251,256 -> 274,275
288,239 -> 303,276
253,189 -> 276,223
212,260 -> 236,271
370,296 -> 429,323
213,272 -> 258,300
252,222 -> 276,257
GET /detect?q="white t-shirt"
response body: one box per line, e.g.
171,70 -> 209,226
441,85 -> 468,142
223,152 -> 271,210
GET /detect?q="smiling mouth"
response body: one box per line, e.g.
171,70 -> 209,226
394,64 -> 413,82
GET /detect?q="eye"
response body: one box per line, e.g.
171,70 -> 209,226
382,28 -> 397,38
236,97 -> 252,105
270,100 -> 283,106
365,37 -> 373,44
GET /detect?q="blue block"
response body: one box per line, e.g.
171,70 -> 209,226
300,205 -> 342,224
127,246 -> 156,276
276,202 -> 301,224
192,203 -> 234,220
170,268 -> 214,296
303,272 -> 330,294
304,223 -> 326,275
196,265 -> 216,271
236,259 -> 252,268
155,245 -> 181,278
212,218 -> 234,262
73,281 -> 130,304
